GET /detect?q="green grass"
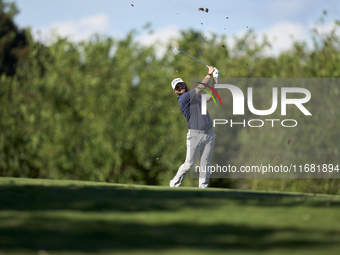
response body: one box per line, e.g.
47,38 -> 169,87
1,177 -> 340,255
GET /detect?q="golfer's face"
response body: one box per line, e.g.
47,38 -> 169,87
175,83 -> 187,93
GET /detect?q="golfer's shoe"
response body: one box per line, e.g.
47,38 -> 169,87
169,180 -> 175,187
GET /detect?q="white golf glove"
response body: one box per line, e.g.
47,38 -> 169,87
213,67 -> 219,78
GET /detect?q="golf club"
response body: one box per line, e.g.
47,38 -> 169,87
172,47 -> 209,68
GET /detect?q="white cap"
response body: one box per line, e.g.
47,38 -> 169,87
171,78 -> 184,90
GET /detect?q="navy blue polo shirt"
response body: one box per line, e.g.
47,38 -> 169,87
177,89 -> 213,130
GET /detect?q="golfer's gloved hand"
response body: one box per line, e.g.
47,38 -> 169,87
213,67 -> 220,78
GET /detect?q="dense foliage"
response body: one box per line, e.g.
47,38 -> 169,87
1,2 -> 339,194
0,0 -> 29,76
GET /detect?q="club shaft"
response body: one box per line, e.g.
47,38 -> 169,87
178,48 -> 209,67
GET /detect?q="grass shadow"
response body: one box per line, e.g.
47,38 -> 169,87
1,185 -> 340,212
0,218 -> 339,253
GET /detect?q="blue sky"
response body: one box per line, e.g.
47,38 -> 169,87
13,0 -> 340,55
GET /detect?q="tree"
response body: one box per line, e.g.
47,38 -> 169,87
0,0 -> 29,76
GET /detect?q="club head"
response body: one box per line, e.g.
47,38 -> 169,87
171,47 -> 179,53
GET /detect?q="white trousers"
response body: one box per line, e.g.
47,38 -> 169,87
170,129 -> 215,188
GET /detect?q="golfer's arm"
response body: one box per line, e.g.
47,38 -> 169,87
194,74 -> 212,96
206,77 -> 218,103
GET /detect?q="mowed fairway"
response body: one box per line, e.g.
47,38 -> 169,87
0,177 -> 340,255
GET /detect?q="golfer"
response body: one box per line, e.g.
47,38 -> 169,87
169,66 -> 219,188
